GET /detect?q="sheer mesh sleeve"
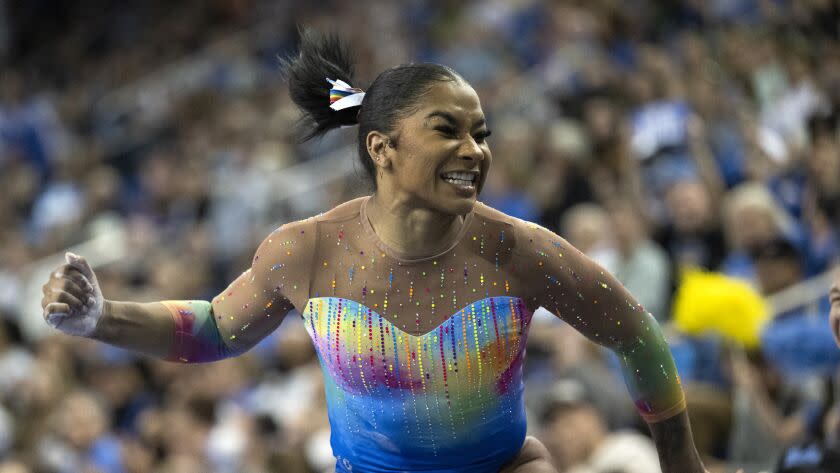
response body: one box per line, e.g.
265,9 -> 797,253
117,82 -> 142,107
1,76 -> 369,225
160,218 -> 317,363
513,220 -> 686,423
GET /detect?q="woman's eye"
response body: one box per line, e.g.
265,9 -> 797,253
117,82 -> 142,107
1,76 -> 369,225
474,130 -> 492,143
436,126 -> 491,143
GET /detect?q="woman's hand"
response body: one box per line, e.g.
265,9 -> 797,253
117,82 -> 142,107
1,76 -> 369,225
41,252 -> 105,337
498,436 -> 557,473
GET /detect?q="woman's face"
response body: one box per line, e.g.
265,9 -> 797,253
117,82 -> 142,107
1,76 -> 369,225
377,80 -> 492,215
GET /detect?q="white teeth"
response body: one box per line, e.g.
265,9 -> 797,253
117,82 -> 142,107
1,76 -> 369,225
443,177 -> 474,187
441,172 -> 476,182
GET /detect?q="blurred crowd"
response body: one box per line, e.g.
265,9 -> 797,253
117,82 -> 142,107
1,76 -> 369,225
1,0 -> 839,472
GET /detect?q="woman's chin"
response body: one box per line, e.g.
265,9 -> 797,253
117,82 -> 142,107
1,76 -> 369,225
442,197 -> 476,216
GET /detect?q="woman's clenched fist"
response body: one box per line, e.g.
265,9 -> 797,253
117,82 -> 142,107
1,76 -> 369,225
41,252 -> 104,337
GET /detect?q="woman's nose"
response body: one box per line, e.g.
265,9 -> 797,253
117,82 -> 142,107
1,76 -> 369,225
459,136 -> 484,161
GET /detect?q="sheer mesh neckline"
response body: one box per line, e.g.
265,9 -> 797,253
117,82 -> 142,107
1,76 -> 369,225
359,195 -> 475,264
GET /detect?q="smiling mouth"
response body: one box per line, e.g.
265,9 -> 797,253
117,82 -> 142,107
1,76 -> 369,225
440,171 -> 478,189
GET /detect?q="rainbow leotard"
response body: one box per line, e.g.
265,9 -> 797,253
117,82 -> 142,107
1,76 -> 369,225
162,196 -> 686,472
304,295 -> 531,472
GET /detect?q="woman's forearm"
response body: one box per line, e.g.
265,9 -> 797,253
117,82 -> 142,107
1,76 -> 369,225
91,300 -> 177,359
91,299 -> 237,362
648,410 -> 706,473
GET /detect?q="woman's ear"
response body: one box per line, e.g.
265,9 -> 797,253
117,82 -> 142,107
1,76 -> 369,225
366,131 -> 393,169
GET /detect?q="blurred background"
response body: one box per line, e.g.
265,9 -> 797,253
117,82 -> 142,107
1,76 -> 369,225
1,0 -> 839,472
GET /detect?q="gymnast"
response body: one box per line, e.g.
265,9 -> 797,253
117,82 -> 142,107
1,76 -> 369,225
41,29 -> 708,473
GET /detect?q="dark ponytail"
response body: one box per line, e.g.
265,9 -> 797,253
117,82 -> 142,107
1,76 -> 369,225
281,27 -> 359,141
282,28 -> 466,190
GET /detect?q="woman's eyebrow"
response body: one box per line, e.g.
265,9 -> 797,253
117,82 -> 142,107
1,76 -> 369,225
424,111 -> 487,129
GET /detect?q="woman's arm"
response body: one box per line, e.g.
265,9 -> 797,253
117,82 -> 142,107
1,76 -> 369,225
90,299 -> 182,360
43,219 -> 316,363
514,220 -> 705,473
648,410 -> 706,470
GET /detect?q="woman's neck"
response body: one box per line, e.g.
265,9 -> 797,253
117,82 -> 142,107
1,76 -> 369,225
365,194 -> 466,259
